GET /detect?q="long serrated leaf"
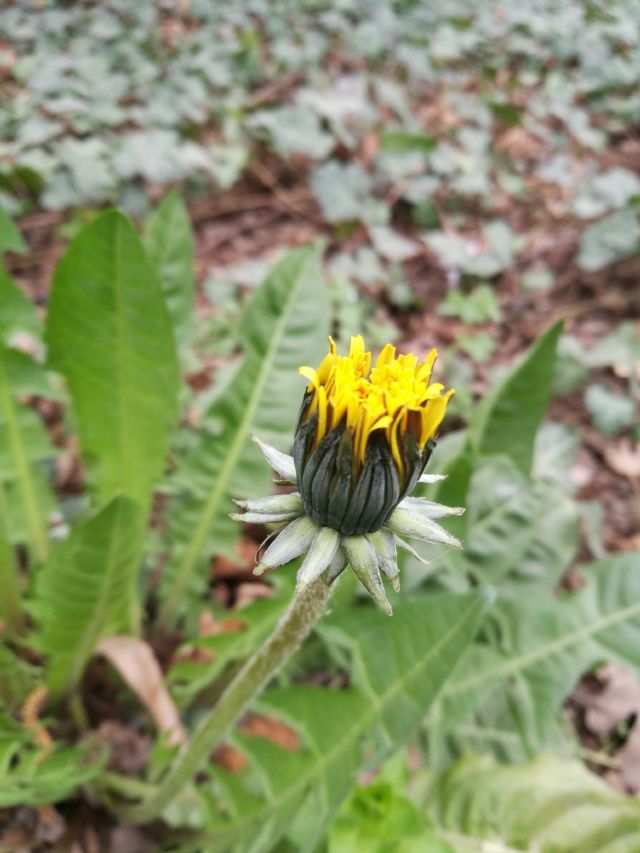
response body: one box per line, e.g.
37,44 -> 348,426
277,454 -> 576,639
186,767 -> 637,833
434,553 -> 640,761
144,191 -> 195,351
159,245 -> 328,624
426,753 -> 640,853
31,495 -> 145,698
469,321 -> 562,475
45,210 -> 180,512
203,589 -> 491,851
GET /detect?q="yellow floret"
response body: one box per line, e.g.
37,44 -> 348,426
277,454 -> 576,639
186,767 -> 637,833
299,337 -> 454,475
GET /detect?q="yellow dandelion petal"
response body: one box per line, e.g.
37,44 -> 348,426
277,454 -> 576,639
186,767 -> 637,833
299,365 -> 319,387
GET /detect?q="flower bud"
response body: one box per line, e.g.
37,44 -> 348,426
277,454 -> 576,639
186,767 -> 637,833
293,336 -> 453,535
233,337 -> 462,615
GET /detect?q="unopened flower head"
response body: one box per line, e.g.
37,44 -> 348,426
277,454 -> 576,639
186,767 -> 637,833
232,336 -> 463,615
295,336 -> 454,535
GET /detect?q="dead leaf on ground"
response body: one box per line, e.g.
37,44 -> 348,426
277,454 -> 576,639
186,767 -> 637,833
240,712 -> 299,751
235,581 -> 273,608
214,537 -> 259,578
214,742 -> 247,773
604,439 -> 640,479
573,663 -> 640,793
96,636 -> 186,747
198,610 -> 246,638
574,663 -> 640,734
495,126 -> 545,161
97,720 -> 151,776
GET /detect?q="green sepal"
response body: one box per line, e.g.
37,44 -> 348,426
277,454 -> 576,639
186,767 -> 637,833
296,526 -> 340,590
342,534 -> 392,616
368,529 -> 400,592
255,516 -> 318,574
325,548 -> 347,584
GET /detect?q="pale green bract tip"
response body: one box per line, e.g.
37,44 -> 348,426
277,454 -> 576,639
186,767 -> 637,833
233,437 -> 464,614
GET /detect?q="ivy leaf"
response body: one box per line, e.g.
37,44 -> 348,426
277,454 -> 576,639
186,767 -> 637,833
0,207 -> 27,256
584,383 -> 635,436
439,284 -> 501,324
577,209 -> 640,272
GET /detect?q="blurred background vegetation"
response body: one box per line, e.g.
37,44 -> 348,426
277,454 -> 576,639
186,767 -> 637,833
1,1 -> 639,850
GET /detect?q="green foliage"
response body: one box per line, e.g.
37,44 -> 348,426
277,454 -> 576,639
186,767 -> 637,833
0,645 -> 40,711
0,206 -> 27,255
0,714 -> 105,807
425,753 -> 640,852
425,222 -> 516,278
330,774 -> 446,852
431,553 -> 640,762
31,496 -> 145,698
0,269 -> 41,344
577,209 -> 640,272
198,589 -> 490,851
470,321 -> 563,475
0,345 -> 54,563
441,456 -> 578,594
0,24 -> 638,838
144,191 -> 195,352
46,210 -> 180,512
438,284 -> 501,324
584,383 -> 636,436
167,577 -> 293,709
159,245 -> 328,623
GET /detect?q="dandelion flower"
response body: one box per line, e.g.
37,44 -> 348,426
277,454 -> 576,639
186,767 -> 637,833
232,336 -> 463,614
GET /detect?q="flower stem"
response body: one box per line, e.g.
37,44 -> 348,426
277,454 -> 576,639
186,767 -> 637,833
103,576 -> 333,824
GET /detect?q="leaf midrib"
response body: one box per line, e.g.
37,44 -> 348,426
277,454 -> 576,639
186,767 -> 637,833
206,594 -> 484,848
0,357 -> 48,562
445,594 -> 640,695
113,220 -> 135,502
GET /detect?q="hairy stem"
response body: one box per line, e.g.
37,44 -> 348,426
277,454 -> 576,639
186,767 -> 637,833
103,576 -> 332,824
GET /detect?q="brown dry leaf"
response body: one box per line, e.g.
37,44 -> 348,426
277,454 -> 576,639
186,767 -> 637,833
574,663 -> 640,792
20,684 -> 52,747
604,439 -> 640,479
109,824 -> 157,853
214,537 -> 258,578
96,636 -> 186,746
617,533 -> 640,552
97,720 -> 151,775
214,742 -> 247,773
235,582 -> 273,609
198,610 -> 246,638
616,725 -> 640,792
574,663 -> 640,734
495,126 -> 544,161
240,712 -> 299,751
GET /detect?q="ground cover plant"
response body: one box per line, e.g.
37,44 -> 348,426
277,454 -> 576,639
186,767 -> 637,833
1,1 -> 639,850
